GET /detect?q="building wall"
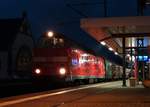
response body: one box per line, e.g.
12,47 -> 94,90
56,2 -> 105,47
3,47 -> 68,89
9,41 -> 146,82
11,33 -> 34,77
0,52 -> 9,79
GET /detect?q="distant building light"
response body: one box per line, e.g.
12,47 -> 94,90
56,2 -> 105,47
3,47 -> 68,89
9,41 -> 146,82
108,47 -> 113,51
146,1 -> 150,5
115,52 -> 118,55
74,49 -> 78,53
82,53 -> 88,56
132,56 -> 135,62
100,41 -> 106,45
127,54 -> 130,57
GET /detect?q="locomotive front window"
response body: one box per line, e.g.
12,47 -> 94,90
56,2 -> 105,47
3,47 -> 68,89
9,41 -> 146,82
59,38 -> 64,43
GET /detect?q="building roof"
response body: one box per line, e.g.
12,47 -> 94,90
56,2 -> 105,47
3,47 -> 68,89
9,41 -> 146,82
80,16 -> 150,65
81,16 -> 150,49
0,18 -> 23,51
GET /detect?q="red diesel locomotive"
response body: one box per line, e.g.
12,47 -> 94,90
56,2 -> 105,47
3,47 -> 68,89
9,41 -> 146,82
32,31 -> 121,83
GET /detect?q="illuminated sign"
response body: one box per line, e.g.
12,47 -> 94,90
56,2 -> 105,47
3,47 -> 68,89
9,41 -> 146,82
137,56 -> 149,61
72,59 -> 78,66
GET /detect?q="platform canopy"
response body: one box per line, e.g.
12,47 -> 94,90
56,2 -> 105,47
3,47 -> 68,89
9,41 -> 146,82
81,16 -> 150,54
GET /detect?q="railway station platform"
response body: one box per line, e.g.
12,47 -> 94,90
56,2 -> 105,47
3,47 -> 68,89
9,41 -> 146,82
60,88 -> 150,107
52,81 -> 149,107
0,81 -> 149,107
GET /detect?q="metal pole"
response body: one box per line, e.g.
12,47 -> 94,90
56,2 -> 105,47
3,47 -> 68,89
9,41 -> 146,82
142,62 -> 145,80
122,37 -> 127,87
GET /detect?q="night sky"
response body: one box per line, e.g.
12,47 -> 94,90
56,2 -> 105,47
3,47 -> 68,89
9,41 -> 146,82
0,0 -> 150,55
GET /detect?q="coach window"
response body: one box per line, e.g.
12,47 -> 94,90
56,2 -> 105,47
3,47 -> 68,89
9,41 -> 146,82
82,56 -> 85,60
86,56 -> 88,61
96,58 -> 99,64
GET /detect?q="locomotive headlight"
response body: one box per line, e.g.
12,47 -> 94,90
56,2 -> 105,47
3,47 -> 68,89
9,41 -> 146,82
35,68 -> 41,74
59,67 -> 66,75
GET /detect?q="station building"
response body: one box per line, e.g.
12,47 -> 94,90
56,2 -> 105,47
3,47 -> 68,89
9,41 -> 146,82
0,13 -> 34,79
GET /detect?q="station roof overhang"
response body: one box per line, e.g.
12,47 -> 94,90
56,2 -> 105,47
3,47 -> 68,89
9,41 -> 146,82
80,16 -> 150,65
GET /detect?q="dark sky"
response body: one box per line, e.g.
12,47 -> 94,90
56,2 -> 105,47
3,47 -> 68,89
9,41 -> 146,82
0,0 -> 149,51
0,0 -> 140,39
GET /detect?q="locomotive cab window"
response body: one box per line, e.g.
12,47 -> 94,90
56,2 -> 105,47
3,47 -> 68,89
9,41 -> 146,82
38,33 -> 66,48
48,37 -> 64,48
37,32 -> 77,48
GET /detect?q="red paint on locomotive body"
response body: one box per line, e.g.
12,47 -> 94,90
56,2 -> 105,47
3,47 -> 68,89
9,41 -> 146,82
69,49 -> 105,81
32,47 -> 105,82
33,48 -> 70,77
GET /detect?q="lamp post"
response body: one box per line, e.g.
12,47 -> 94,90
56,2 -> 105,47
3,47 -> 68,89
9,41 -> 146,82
122,37 -> 127,87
